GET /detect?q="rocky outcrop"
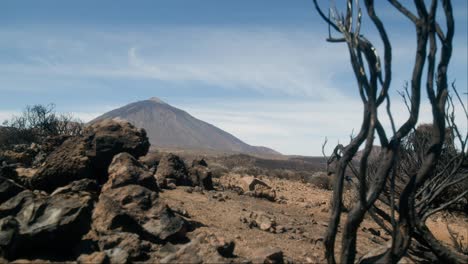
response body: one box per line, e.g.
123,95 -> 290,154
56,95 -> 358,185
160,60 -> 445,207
240,176 -> 276,201
0,118 -> 293,263
155,153 -> 190,188
0,190 -> 94,260
251,247 -> 284,264
92,184 -> 187,242
103,153 -> 158,192
0,177 -> 24,204
155,154 -> 214,190
30,119 -> 150,192
188,159 -> 214,190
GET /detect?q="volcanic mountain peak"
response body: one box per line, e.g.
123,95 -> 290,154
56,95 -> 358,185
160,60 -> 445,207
91,98 -> 280,156
148,97 -> 168,105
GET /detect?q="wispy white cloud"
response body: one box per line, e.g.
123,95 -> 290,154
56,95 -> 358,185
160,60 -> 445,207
0,25 -> 466,155
0,27 -> 353,98
175,97 -> 467,156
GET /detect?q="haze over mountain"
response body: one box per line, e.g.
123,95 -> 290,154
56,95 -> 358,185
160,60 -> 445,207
91,97 -> 280,156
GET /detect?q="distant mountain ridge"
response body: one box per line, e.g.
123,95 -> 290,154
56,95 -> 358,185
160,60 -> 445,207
91,97 -> 281,156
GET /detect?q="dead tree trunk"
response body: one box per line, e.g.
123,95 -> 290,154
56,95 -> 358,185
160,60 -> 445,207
313,0 -> 466,263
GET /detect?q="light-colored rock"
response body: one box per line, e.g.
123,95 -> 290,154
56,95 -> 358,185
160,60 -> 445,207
252,247 -> 284,264
77,252 -> 109,264
240,176 -> 270,192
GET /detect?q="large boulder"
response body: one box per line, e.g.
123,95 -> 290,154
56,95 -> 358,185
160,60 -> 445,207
251,247 -> 284,264
0,190 -> 94,260
155,153 -> 191,188
188,159 -> 214,190
240,176 -> 276,201
103,153 -> 158,192
0,177 -> 25,204
92,184 -> 187,242
30,119 -> 150,192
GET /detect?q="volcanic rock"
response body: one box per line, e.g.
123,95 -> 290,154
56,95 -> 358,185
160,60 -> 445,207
30,119 -> 150,192
189,164 -> 214,190
97,232 -> 151,261
77,252 -> 109,264
0,177 -> 24,204
155,153 -> 191,188
92,185 -> 186,242
103,152 -> 158,192
252,247 -> 284,264
240,176 -> 276,201
51,178 -> 100,196
0,190 -> 94,260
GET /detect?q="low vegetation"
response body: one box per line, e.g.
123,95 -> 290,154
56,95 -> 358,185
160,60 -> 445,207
0,104 -> 83,150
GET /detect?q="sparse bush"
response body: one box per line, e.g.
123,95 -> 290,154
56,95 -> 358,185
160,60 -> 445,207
209,163 -> 229,178
309,171 -> 333,190
0,104 -> 83,149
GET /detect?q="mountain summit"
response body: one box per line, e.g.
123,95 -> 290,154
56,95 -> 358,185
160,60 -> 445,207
91,98 -> 280,156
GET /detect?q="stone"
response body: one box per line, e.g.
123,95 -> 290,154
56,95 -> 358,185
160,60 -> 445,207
92,185 -> 186,242
97,232 -> 151,261
188,165 -> 214,190
192,158 -> 208,167
155,153 -> 190,188
240,176 -> 270,192
0,177 -> 24,204
242,211 -> 277,233
0,190 -> 94,259
240,176 -> 276,201
0,150 -> 35,167
206,234 -> 235,258
252,247 -> 284,264
30,119 -> 150,192
77,252 -> 109,264
51,178 -> 99,196
160,233 -> 233,264
103,153 -> 158,192
105,248 -> 130,264
0,216 -> 19,259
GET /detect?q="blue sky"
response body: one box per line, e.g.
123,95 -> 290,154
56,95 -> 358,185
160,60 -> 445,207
1,0 -> 467,155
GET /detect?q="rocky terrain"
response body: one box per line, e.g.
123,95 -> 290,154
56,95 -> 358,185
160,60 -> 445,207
0,119 -> 466,263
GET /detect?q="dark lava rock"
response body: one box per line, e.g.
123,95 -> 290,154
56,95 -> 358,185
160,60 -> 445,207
103,152 -> 158,192
0,177 -> 25,204
30,119 -> 150,192
0,190 -> 94,260
92,185 -> 186,242
51,178 -> 100,196
189,164 -> 214,190
155,153 -> 191,188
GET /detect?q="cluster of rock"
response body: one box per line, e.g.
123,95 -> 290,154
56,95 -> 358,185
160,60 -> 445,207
155,154 -> 213,191
224,175 -> 277,202
240,211 -> 286,234
0,119 -> 244,263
